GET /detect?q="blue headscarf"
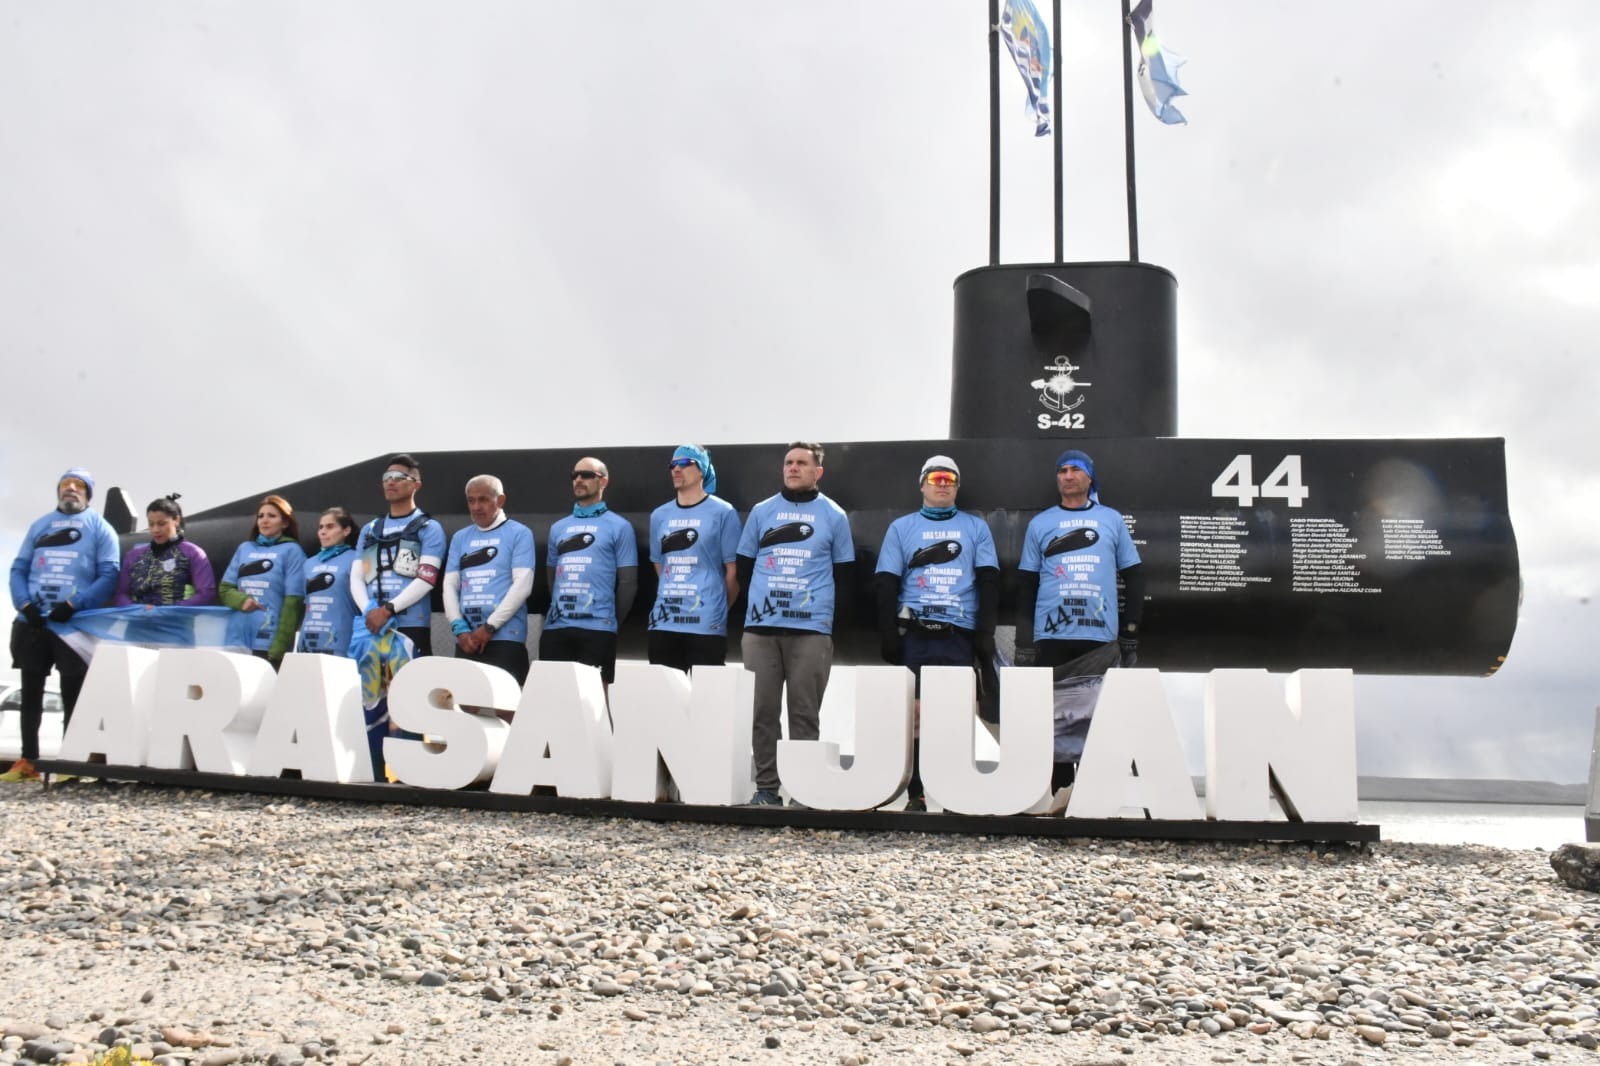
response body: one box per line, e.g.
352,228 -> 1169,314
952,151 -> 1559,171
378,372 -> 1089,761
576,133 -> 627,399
1056,449 -> 1099,502
673,444 -> 717,495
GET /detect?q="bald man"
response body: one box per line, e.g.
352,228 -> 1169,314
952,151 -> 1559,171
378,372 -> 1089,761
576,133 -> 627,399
540,456 -> 638,684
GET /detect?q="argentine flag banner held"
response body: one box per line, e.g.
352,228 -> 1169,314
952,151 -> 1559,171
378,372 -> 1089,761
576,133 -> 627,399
52,606 -> 263,661
1000,0 -> 1053,137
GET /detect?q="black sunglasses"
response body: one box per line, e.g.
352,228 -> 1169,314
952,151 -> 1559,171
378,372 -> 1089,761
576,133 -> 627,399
570,471 -> 602,481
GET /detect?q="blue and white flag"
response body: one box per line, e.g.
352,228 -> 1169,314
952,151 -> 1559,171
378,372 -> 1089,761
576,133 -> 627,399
1000,0 -> 1053,137
1129,0 -> 1188,125
52,605 -> 263,661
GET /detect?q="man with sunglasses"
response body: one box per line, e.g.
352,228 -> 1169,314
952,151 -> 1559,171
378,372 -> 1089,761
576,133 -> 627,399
351,453 -> 447,656
875,456 -> 999,811
1016,449 -> 1144,793
5,468 -> 120,782
647,444 -> 741,671
540,457 -> 638,684
737,442 -> 855,806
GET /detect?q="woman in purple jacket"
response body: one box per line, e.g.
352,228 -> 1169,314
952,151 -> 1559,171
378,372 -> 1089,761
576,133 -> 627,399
113,494 -> 217,607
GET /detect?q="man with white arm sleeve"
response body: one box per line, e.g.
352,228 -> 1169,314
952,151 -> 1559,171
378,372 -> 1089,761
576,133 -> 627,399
351,453 -> 447,656
443,474 -> 536,684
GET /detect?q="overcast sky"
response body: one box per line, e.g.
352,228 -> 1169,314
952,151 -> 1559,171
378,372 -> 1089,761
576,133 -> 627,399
2,3 -> 1595,784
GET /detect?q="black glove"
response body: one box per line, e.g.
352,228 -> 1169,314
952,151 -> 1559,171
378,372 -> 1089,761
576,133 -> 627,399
880,632 -> 903,665
21,602 -> 46,628
1118,637 -> 1139,667
49,602 -> 77,624
974,631 -> 996,665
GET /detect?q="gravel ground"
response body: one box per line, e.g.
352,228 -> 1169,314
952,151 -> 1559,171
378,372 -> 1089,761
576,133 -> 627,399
2,783 -> 1597,1066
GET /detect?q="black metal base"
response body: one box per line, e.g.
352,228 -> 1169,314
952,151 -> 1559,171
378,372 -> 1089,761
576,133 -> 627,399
33,759 -> 1380,844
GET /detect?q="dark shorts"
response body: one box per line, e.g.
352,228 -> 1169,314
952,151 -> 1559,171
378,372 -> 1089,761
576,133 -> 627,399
399,626 -> 433,658
456,637 -> 530,686
903,628 -> 976,697
539,626 -> 619,684
1036,639 -> 1106,667
647,631 -> 726,673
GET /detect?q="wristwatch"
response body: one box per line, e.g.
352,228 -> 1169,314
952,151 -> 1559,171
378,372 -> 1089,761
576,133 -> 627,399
381,600 -> 395,614
484,622 -> 499,636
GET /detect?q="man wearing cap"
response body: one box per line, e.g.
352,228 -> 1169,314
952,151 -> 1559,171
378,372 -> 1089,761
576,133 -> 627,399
443,475 -> 537,684
737,442 -> 855,806
541,456 -> 638,685
1016,448 -> 1145,792
875,455 -> 999,811
647,444 -> 741,672
4,468 -> 120,781
352,453 -> 447,657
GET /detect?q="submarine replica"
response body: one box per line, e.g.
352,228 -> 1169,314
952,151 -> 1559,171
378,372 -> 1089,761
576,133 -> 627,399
102,254 -> 1519,678
99,6 -> 1519,680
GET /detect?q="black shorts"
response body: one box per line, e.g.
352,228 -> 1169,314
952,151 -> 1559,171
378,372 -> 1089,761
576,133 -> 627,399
903,628 -> 976,697
646,631 -> 726,673
399,626 -> 433,658
539,627 -> 619,684
454,637 -> 531,685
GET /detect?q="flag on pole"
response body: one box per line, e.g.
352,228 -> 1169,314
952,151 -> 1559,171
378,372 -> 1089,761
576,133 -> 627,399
1000,0 -> 1053,137
1129,0 -> 1188,125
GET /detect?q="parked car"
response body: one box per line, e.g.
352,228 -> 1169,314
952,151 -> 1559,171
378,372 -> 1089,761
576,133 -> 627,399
0,678 -> 64,762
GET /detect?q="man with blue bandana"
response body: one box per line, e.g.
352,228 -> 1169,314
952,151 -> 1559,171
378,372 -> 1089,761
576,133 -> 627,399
542,456 -> 637,685
647,444 -> 741,672
737,442 -> 855,806
875,455 -> 999,811
5,468 -> 120,781
1017,448 -> 1145,793
352,453 -> 447,657
443,474 -> 536,685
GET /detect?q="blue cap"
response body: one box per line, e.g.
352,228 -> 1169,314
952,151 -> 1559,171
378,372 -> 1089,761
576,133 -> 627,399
59,466 -> 95,501
672,444 -> 717,495
1056,450 -> 1098,499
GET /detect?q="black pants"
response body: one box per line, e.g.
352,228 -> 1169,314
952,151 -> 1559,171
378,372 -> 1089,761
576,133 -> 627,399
647,631 -> 726,673
455,637 -> 530,686
539,627 -> 619,684
902,628 -> 977,801
9,622 -> 89,761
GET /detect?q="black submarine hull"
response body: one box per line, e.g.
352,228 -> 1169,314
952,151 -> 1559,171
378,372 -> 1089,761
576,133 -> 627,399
166,434 -> 1517,677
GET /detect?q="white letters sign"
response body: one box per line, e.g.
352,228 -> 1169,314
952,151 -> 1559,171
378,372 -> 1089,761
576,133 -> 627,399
59,652 -> 1360,828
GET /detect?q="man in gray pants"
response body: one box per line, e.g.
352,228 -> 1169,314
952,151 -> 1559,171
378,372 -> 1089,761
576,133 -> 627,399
736,442 -> 856,806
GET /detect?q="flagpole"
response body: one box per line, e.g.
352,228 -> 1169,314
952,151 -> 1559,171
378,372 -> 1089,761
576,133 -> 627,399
1051,0 -> 1064,262
1119,0 -> 1140,262
989,0 -> 1001,266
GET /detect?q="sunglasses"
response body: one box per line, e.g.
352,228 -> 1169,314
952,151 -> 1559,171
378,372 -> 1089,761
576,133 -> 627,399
570,470 -> 602,481
381,471 -> 417,484
668,458 -> 699,470
924,472 -> 958,487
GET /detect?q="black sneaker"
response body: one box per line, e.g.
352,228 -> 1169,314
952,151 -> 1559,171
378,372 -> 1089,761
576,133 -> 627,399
904,796 -> 927,812
748,789 -> 783,806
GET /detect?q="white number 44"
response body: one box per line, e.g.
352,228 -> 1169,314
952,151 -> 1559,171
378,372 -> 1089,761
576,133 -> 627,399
1210,454 -> 1310,507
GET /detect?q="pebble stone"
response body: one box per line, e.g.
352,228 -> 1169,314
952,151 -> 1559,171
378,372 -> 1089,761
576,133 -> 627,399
2,786 -> 1599,1064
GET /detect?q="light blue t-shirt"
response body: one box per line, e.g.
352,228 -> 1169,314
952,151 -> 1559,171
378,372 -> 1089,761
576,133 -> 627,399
446,517 -> 536,644
9,508 -> 120,615
356,509 -> 447,629
647,495 -> 741,635
546,509 -> 638,633
876,511 -> 999,630
300,546 -> 359,657
1019,502 -> 1141,642
738,492 -> 854,634
221,539 -> 307,653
